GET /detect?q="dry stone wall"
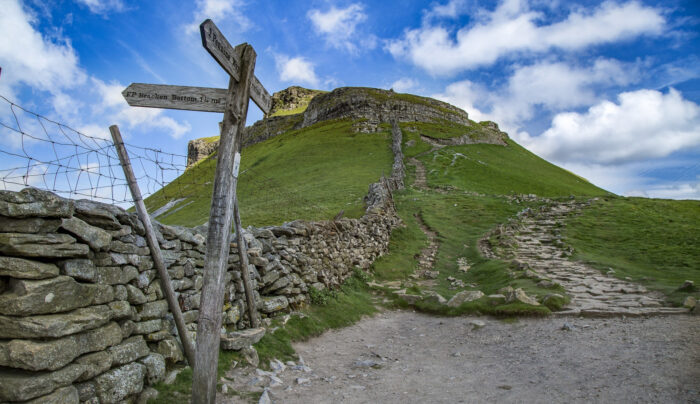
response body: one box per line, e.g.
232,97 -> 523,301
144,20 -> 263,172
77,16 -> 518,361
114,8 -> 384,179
0,144 -> 402,402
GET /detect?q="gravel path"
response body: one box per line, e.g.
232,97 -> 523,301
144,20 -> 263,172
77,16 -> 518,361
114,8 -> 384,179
263,310 -> 699,403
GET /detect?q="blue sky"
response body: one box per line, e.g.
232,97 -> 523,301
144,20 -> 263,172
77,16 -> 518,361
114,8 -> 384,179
1,0 -> 699,199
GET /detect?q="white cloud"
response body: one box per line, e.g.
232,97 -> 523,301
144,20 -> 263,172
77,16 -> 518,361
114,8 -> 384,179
390,78 -> 418,93
434,58 -> 637,130
185,0 -> 251,35
388,1 -> 665,75
308,3 -> 375,53
0,0 -> 86,99
423,0 -> 468,21
519,88 -> 700,165
275,55 -> 320,87
75,0 -> 126,15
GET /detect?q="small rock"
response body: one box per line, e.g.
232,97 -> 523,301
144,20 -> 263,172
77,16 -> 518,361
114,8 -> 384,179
468,320 -> 486,329
683,296 -> 696,309
677,280 -> 695,292
296,377 -> 310,385
259,389 -> 271,404
354,359 -> 383,369
561,322 -> 575,331
423,292 -> 447,305
270,358 -> 286,373
447,290 -> 484,307
241,346 -> 260,368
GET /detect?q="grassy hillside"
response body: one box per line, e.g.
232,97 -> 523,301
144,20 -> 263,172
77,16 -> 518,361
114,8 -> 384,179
565,196 -> 700,305
144,119 -> 393,227
402,127 -> 608,197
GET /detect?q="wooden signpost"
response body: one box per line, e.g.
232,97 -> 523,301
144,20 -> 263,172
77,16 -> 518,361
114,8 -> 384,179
121,18 -> 269,404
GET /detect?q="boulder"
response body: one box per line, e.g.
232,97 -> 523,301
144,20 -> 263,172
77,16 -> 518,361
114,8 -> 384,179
423,291 -> 447,305
94,362 -> 146,404
139,353 -> 166,385
0,321 -> 121,371
137,300 -> 169,320
505,288 -> 540,306
220,327 -> 266,350
0,275 -> 97,315
0,304 -> 113,339
0,188 -> 74,218
0,363 -> 85,402
60,216 -> 112,251
447,290 -> 485,307
0,256 -> 59,279
0,232 -> 88,258
260,296 -> 289,313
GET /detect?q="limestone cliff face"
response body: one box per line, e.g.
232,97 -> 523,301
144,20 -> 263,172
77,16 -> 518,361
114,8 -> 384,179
186,86 -> 501,167
302,87 -> 470,129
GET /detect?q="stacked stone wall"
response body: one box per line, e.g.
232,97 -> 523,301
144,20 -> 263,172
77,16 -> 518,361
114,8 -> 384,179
0,155 -> 401,402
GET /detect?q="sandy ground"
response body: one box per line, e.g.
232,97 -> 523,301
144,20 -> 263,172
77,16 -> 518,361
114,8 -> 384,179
243,310 -> 700,404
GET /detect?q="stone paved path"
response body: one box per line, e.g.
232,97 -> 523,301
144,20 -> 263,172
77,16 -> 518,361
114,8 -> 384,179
483,201 -> 687,316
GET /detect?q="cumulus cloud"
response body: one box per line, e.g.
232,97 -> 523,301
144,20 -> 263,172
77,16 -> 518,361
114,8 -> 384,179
389,78 -> 418,93
388,0 -> 665,75
518,88 -> 700,165
185,0 -> 251,35
423,0 -> 468,21
434,58 -> 637,130
75,0 -> 126,15
308,3 -> 376,53
275,55 -> 320,87
0,0 -> 86,99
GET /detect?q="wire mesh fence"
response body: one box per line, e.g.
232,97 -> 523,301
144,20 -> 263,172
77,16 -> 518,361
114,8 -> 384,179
0,94 -> 328,224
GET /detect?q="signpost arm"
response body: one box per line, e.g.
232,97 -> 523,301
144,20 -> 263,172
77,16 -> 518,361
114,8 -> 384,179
109,125 -> 196,366
233,200 -> 259,328
192,43 -> 256,404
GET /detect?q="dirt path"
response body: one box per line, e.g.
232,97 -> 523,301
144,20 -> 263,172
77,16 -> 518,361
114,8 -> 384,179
480,201 -> 688,316
244,310 -> 699,403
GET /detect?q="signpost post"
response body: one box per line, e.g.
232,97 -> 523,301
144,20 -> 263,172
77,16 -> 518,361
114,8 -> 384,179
121,18 -> 270,403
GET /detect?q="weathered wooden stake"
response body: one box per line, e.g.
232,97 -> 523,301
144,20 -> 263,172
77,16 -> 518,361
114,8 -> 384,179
233,200 -> 259,328
192,43 -> 256,404
109,124 -> 196,366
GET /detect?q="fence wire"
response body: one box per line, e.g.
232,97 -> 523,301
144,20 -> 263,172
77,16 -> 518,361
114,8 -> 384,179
0,94 -> 327,224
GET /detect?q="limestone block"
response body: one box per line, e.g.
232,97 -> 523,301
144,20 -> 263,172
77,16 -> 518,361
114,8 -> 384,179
109,335 -> 150,366
447,290 -> 485,307
0,304 -> 113,338
155,338 -> 184,364
220,327 -> 266,351
109,300 -> 133,320
60,216 -> 112,251
60,258 -> 95,282
223,306 -> 240,325
75,350 -> 113,381
95,265 -> 138,285
262,275 -> 290,293
0,255 -> 59,279
0,216 -> 61,233
114,284 -> 128,300
94,362 -> 145,404
23,385 -> 79,404
260,296 -> 289,313
145,329 -> 170,342
127,284 -> 148,304
137,300 -> 168,320
0,363 -> 84,402
0,188 -> 74,218
140,353 -> 166,385
0,275 -> 97,315
75,380 -> 97,402
0,321 -> 121,371
0,233 -> 88,258
133,319 -> 164,335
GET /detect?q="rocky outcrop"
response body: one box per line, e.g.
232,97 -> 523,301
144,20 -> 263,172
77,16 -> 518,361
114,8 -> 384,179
268,86 -> 324,117
302,87 -> 470,129
186,137 -> 219,169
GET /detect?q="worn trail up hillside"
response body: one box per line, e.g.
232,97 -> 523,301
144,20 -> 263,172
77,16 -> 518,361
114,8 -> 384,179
241,311 -> 699,403
481,202 -> 688,316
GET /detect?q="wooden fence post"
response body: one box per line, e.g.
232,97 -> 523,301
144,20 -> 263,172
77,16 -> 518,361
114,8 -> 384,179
192,43 -> 256,404
233,201 -> 259,328
109,124 -> 196,366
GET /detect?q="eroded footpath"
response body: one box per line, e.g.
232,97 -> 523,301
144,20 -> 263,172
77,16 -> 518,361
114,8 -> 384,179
257,310 -> 699,403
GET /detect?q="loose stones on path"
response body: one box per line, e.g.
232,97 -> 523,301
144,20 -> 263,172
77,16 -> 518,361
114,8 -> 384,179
482,201 -> 687,316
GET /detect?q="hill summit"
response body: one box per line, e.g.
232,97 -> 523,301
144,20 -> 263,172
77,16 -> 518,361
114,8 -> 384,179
187,86 -> 508,167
